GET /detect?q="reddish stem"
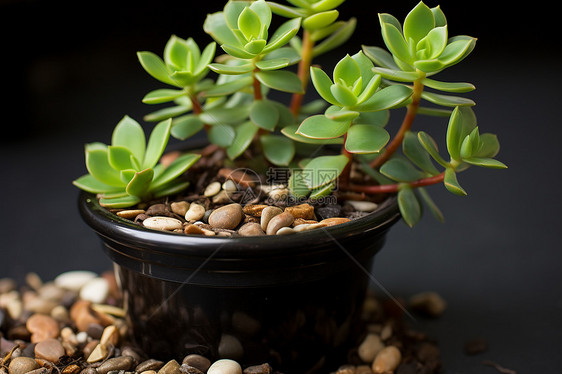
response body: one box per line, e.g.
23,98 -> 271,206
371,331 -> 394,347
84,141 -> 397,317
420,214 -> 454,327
343,172 -> 445,195
338,132 -> 354,186
189,94 -> 210,132
253,69 -> 263,101
290,29 -> 314,118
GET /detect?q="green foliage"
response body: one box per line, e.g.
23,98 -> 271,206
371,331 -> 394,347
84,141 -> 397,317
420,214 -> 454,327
73,116 -> 200,208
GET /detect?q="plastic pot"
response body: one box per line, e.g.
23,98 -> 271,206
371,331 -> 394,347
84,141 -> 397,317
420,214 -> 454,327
78,191 -> 400,372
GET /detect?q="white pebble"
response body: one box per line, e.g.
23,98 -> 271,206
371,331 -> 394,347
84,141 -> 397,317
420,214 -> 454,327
79,277 -> 109,304
204,181 -> 222,197
207,359 -> 242,374
54,271 -> 97,292
185,203 -> 206,221
346,200 -> 378,212
222,180 -> 237,192
142,216 -> 183,231
76,331 -> 89,344
358,333 -> 385,363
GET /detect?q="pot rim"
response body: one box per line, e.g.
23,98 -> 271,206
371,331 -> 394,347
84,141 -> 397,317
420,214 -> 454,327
78,191 -> 401,259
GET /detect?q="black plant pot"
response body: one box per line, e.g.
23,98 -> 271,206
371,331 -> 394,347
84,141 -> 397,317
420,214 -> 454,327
78,191 -> 400,372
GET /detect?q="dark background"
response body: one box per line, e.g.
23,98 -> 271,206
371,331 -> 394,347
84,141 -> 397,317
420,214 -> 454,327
1,1 -> 560,373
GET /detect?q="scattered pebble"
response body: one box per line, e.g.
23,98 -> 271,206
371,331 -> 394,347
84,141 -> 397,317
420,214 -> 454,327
204,181 -> 222,197
142,216 -> 183,231
358,333 -> 385,363
372,346 -> 402,373
207,359 -> 242,374
8,357 -> 40,374
208,204 -> 244,230
409,291 -> 447,317
170,201 -> 190,216
117,209 -> 146,219
26,314 -> 60,343
34,338 -> 65,364
79,277 -> 110,304
237,222 -> 265,237
54,271 -> 97,292
265,211 -> 294,235
284,203 -> 315,220
345,200 -> 378,212
259,206 -> 283,231
185,203 -> 206,222
182,354 -> 211,373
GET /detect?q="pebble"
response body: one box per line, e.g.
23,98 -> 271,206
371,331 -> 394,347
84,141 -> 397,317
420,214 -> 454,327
267,187 -> 289,201
275,227 -> 295,235
358,333 -> 385,363
170,201 -> 190,216
179,364 -> 204,374
26,314 -> 60,343
372,346 -> 402,373
212,190 -> 233,204
54,271 -> 97,292
222,180 -> 238,193
207,359 -> 242,374
136,359 -> 164,372
259,206 -> 283,231
182,355 -> 211,373
204,182 -> 222,197
185,203 -> 206,222
96,356 -> 134,374
242,363 -> 272,374
143,216 -> 183,231
242,204 -> 268,217
319,217 -> 351,227
86,343 -> 108,363
237,223 -> 265,237
159,359 -> 181,374
218,168 -> 257,188
292,223 -> 326,233
409,292 -> 447,317
218,334 -> 244,360
100,324 -> 120,346
284,204 -> 315,220
80,277 -> 109,304
208,204 -> 244,230
116,209 -> 146,219
265,212 -> 294,235
345,200 -> 378,212
8,357 -> 40,374
184,224 -> 206,235
0,278 -> 17,293
34,338 -> 65,364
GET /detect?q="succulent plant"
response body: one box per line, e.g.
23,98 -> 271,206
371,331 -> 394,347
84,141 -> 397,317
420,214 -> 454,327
74,0 -> 505,227
73,116 -> 200,208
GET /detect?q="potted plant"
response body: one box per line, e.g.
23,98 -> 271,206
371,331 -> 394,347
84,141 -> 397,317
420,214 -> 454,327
73,0 -> 506,372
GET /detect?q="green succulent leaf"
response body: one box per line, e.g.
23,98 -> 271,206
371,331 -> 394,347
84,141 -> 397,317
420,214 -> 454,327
263,17 -> 302,53
281,124 -> 344,145
403,1 -> 435,45
372,67 -> 421,82
171,115 -> 205,140
353,110 -> 390,127
144,105 -> 191,122
421,91 -> 475,107
446,106 -> 477,161
199,104 -> 251,125
444,167 -> 467,196
120,169 -> 136,185
239,7 -> 263,41
379,20 -> 412,64
303,10 -> 339,30
99,195 -> 141,209
112,116 -> 146,164
417,107 -> 452,117
402,131 -> 440,175
310,67 -> 338,105
288,169 -> 310,198
150,153 -> 200,191
202,76 -> 253,97
108,146 -> 136,171
126,168 -> 154,198
244,39 -> 267,54
355,85 -> 413,112
362,45 -> 399,70
417,131 -> 449,167
142,89 -> 186,104
324,106 -> 359,122
267,2 -> 309,18
85,147 -> 124,187
463,157 -> 507,169
226,121 -> 259,159
312,17 -> 356,57
297,114 -> 350,139
300,155 -> 349,189
142,119 -> 172,169
255,70 -> 304,93
208,62 -> 255,75
255,58 -> 291,71
422,78 -> 475,93
137,52 -> 178,87
208,124 -> 236,147
250,99 -> 280,131
398,186 -> 422,227
380,157 -> 426,182
438,37 -> 476,67
260,134 -> 295,166
311,0 -> 346,12
418,187 -> 444,222
72,174 -> 122,194
417,26 -> 447,60
345,124 -> 390,154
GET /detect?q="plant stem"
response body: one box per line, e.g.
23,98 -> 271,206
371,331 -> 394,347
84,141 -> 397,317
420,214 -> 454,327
290,29 -> 314,118
339,132 -> 354,186
253,68 -> 263,101
370,78 -> 424,169
189,93 -> 210,131
344,172 -> 445,195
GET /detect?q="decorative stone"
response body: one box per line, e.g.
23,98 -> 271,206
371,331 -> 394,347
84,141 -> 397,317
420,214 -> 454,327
358,333 -> 385,363
86,343 -> 108,363
346,200 -> 378,212
179,365 -> 204,374
409,291 -> 447,317
266,212 -> 294,235
372,346 -> 401,373
293,223 -> 327,233
170,201 -> 190,216
222,180 -> 238,193
96,356 -> 134,374
242,204 -> 268,217
34,338 -> 65,364
260,206 -> 283,231
208,204 -> 244,230
185,204 -> 206,222
182,355 -> 211,373
184,224 -> 206,235
136,359 -> 164,373
158,359 -> 181,374
54,271 -> 97,292
218,334 -> 244,360
268,187 -> 289,201
237,223 -> 265,237
8,357 -> 40,374
143,216 -> 183,231
100,325 -> 120,346
26,314 -> 60,343
79,277 -> 109,304
218,168 -> 257,188
116,209 -> 145,219
284,204 -> 315,220
275,227 -> 295,235
319,217 -> 351,227
207,359 -> 242,374
204,181 -> 222,197
242,363 -> 272,374
212,190 -> 233,204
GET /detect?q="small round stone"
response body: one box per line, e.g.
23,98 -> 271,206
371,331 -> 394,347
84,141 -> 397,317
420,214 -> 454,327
184,224 -> 206,235
275,227 -> 295,235
409,291 -> 447,317
207,359 -> 242,374
96,356 -> 134,374
260,206 -> 283,231
237,223 -> 265,237
358,333 -> 385,363
182,355 -> 211,373
179,365 -> 204,374
242,204 -> 268,217
284,204 -> 315,220
170,201 -> 190,216
208,204 -> 244,230
79,277 -> 109,304
319,217 -> 351,226
26,314 -> 60,343
292,223 -> 326,233
266,212 -> 294,235
54,271 -> 97,292
159,359 -> 181,374
204,181 -> 222,197
100,324 -> 120,346
218,334 -> 244,360
8,357 -> 40,374
34,338 -> 65,364
242,363 -> 272,374
346,200 -> 378,212
222,180 -> 238,192
116,209 -> 146,219
185,204 -> 206,222
143,216 -> 183,231
86,343 -> 108,363
372,346 -> 401,373
136,359 -> 164,373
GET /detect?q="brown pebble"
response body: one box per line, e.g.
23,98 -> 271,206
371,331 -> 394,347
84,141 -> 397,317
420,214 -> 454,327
116,209 -> 145,219
260,206 -> 283,231
372,346 -> 401,373
70,300 -> 110,332
218,168 -> 257,188
86,343 -> 108,363
159,359 -> 181,374
184,224 -> 206,235
266,212 -> 294,235
208,203 -> 244,230
62,364 -> 81,374
284,204 -> 315,220
26,314 -> 60,343
237,222 -> 265,236
100,325 -> 120,346
292,218 -> 318,226
179,364 -> 204,374
79,368 -> 97,374
243,363 -> 272,374
137,359 -> 165,372
242,204 -> 269,217
171,201 -> 190,216
355,365 -> 371,374
8,357 -> 40,374
34,338 -> 65,364
97,356 -> 135,374
182,354 -> 211,372
320,217 -> 351,226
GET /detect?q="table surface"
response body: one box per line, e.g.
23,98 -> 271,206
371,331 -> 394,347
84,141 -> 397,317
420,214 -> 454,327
1,1 -> 560,373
